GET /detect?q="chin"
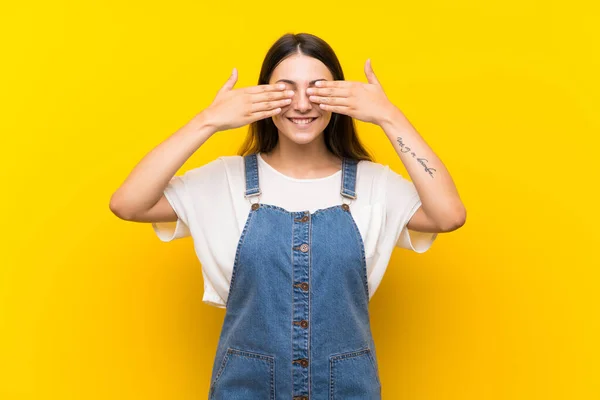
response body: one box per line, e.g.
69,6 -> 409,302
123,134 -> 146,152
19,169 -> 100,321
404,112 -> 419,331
287,132 -> 320,144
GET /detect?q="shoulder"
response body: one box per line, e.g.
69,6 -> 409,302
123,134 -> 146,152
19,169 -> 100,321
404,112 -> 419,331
357,159 -> 387,175
356,159 -> 392,186
217,154 -> 243,169
215,155 -> 245,179
184,155 -> 241,176
356,159 -> 416,200
176,156 -> 232,189
359,159 -> 413,185
354,160 -> 390,203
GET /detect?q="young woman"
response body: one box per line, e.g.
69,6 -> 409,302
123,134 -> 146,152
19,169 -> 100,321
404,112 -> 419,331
110,32 -> 465,400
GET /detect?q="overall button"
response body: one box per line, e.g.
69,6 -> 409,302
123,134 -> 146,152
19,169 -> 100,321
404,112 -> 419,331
293,358 -> 309,368
341,203 -> 350,211
293,320 -> 309,328
293,396 -> 308,400
293,244 -> 310,252
294,282 -> 309,291
251,203 -> 260,210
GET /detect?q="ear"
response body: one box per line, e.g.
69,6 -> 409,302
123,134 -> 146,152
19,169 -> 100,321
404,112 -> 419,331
364,59 -> 381,86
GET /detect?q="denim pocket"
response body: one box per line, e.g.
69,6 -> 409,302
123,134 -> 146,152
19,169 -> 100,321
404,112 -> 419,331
209,347 -> 275,400
329,347 -> 381,400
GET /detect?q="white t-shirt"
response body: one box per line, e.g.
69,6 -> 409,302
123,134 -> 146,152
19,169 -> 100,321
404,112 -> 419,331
152,152 -> 438,308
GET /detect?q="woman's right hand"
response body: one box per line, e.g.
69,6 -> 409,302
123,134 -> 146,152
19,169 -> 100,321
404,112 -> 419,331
200,68 -> 295,132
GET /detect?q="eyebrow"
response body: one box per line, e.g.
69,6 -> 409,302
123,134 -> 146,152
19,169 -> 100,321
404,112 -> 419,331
275,79 -> 328,85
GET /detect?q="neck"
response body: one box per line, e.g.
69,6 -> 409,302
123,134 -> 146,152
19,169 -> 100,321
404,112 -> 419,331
260,133 -> 342,179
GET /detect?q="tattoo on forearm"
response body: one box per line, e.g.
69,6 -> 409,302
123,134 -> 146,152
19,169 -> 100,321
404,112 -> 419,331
396,136 -> 436,178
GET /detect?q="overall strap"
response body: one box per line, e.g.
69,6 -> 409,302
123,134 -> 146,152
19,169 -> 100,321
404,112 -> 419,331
244,152 -> 358,202
244,153 -> 261,198
340,157 -> 358,200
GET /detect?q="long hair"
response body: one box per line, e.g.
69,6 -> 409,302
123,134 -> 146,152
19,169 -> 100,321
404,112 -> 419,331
237,33 -> 374,162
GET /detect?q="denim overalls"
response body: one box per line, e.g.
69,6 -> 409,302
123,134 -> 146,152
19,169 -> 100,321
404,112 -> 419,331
208,153 -> 382,399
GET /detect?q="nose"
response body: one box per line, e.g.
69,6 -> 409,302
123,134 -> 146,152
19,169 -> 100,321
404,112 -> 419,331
293,87 -> 312,113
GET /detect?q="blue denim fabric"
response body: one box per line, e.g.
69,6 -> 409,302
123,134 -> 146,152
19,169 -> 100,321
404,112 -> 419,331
208,153 -> 382,399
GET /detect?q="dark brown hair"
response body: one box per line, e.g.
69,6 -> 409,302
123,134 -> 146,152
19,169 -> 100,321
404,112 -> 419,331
237,33 -> 374,162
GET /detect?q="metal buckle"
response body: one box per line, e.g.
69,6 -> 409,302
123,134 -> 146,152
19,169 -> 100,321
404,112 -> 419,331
244,188 -> 262,204
245,191 -> 261,205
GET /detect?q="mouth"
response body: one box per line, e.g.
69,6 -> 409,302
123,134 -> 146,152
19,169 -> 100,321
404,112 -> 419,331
287,117 -> 318,127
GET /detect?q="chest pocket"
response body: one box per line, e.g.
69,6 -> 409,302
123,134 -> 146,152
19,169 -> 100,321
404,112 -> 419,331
209,347 -> 275,400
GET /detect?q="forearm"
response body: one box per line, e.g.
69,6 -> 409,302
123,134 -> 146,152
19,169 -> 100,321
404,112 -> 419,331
109,111 -> 216,218
379,107 -> 466,230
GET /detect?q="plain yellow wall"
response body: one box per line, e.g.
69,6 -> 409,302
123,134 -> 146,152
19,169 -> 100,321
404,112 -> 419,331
2,1 -> 599,399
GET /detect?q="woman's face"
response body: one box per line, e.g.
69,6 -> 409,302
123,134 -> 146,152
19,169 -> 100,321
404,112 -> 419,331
269,53 -> 334,144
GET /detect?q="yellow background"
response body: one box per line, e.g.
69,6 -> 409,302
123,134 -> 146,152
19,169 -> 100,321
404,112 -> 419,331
1,1 -> 599,399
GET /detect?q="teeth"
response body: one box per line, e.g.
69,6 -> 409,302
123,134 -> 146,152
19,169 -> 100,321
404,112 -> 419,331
290,118 -> 314,124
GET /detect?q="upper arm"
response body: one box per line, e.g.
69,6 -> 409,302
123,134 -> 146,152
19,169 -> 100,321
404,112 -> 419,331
116,194 -> 178,223
407,205 -> 467,233
406,205 -> 441,233
141,194 -> 178,223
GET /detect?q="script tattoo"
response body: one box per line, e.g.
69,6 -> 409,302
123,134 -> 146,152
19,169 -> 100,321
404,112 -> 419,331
396,136 -> 436,178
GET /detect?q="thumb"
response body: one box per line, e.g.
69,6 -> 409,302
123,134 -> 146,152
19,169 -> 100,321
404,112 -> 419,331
218,67 -> 238,94
364,59 -> 380,86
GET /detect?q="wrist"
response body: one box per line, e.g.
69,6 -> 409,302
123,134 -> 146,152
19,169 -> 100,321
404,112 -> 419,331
379,106 -> 409,134
187,109 -> 219,136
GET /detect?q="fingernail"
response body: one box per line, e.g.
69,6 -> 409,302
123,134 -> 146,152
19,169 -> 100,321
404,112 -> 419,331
306,88 -> 314,94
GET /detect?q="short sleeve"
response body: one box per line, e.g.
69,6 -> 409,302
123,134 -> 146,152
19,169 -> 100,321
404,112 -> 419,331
384,166 -> 437,253
152,174 -> 194,242
149,157 -> 235,310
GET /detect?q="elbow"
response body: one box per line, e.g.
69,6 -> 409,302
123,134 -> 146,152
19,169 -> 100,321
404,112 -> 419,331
439,206 -> 467,232
109,193 -> 134,221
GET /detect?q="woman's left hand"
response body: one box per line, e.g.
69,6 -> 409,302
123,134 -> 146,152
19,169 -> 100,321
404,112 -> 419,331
306,59 -> 399,126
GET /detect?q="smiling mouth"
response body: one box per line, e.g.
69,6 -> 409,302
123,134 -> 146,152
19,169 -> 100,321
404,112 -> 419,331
287,117 -> 317,125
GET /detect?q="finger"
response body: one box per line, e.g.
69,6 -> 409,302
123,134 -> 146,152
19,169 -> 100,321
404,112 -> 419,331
314,80 -> 352,88
245,83 -> 287,94
364,59 -> 380,86
252,89 -> 295,103
306,87 -> 351,97
318,103 -> 351,114
308,95 -> 350,106
251,98 -> 293,113
251,107 -> 282,120
218,67 -> 238,94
